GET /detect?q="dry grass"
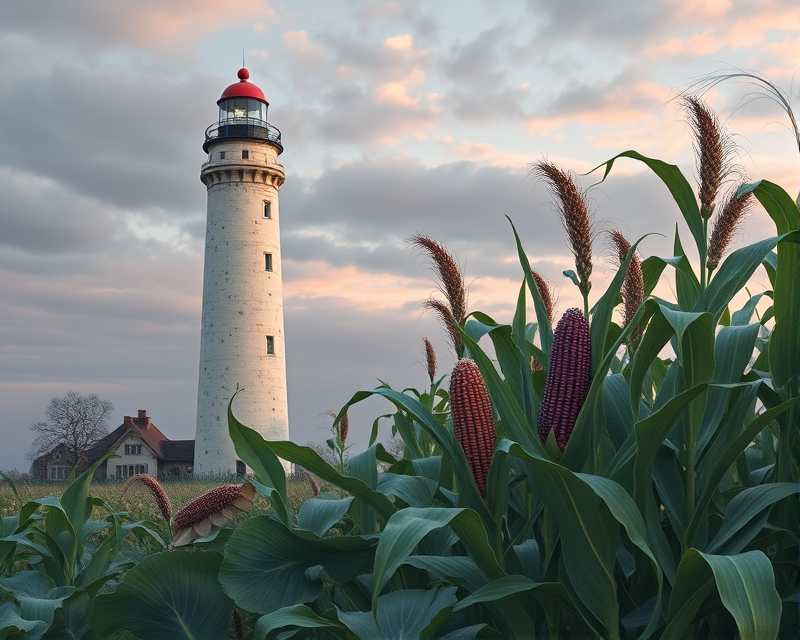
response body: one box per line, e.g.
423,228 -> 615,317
0,477 -> 315,524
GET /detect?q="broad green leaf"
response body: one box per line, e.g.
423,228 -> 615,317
663,550 -> 781,640
452,575 -> 573,615
349,445 -> 380,534
377,473 -> 436,508
687,396 -> 800,546
497,440 -> 619,640
708,483 -> 800,554
695,234 -> 794,323
228,400 -> 291,526
0,602 -> 47,640
60,454 -> 112,548
590,151 -> 705,263
377,587 -> 457,639
254,605 -> 347,640
296,496 -> 354,537
741,181 -> 800,388
603,374 -> 634,451
260,438 -> 396,520
402,555 -> 486,592
0,571 -> 75,627
219,515 -> 376,615
697,323 -> 760,456
91,550 -> 232,640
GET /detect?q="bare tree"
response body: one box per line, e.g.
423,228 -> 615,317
28,392 -> 114,469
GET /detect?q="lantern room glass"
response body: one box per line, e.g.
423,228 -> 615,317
219,98 -> 268,123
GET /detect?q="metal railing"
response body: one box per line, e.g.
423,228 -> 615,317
203,118 -> 283,153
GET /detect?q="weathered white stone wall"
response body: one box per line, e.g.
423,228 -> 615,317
195,139 -> 290,475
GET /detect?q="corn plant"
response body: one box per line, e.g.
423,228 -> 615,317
0,460 -> 165,639
80,99 -> 799,640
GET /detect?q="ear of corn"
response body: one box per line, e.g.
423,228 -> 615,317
171,481 -> 255,547
537,308 -> 591,451
449,359 -> 497,497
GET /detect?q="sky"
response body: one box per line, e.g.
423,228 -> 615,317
0,0 -> 798,472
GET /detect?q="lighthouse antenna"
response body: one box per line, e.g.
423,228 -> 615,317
242,47 -> 245,68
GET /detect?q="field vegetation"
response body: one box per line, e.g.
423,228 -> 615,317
1,79 -> 799,639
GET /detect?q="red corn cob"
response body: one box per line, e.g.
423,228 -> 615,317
171,481 -> 255,546
339,412 -> 350,445
537,308 -> 591,450
450,359 -> 497,497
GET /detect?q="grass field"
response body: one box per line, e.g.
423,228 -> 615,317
0,476 -> 317,526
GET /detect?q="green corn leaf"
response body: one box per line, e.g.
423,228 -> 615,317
662,550 -> 781,640
603,374 -> 634,451
253,605 -> 348,640
695,233 -> 796,324
296,496 -> 354,537
589,151 -> 705,265
0,571 -> 75,627
349,445 -> 380,535
228,398 -> 291,526
708,483 -> 800,554
686,395 -> 800,548
259,438 -> 396,521
402,555 -> 486,591
452,575 -> 573,614
507,216 -> 553,362
220,516 -> 377,615
91,550 -> 232,640
0,602 -> 48,640
338,387 -> 490,528
376,473 -> 436,508
497,440 -> 620,640
371,508 -> 536,639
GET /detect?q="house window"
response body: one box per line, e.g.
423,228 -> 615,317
115,464 -> 148,479
265,253 -> 273,271
263,201 -> 271,218
242,150 -> 249,159
236,460 -> 246,475
266,335 -> 275,355
124,444 -> 143,455
48,466 -> 70,481
219,151 -> 226,160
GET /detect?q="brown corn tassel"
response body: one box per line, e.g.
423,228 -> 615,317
530,161 -> 593,293
230,608 -> 244,640
708,186 -> 754,271
424,337 -> 438,382
608,230 -> 644,347
684,96 -> 736,220
538,309 -> 591,450
171,482 -> 255,547
411,234 -> 468,357
339,412 -> 350,445
122,473 -> 172,525
530,270 -> 555,324
308,474 -> 320,496
423,298 -> 464,357
450,359 -> 497,497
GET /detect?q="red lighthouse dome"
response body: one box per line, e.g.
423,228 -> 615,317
218,68 -> 269,105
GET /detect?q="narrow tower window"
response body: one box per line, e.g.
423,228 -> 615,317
219,151 -> 226,160
266,335 -> 275,355
265,253 -> 273,271
263,201 -> 272,218
242,150 -> 249,159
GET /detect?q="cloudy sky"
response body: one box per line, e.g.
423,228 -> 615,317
0,0 -> 797,472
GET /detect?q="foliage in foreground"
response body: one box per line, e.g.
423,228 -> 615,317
2,97 -> 799,639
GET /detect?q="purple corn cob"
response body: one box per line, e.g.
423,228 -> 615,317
537,308 -> 591,450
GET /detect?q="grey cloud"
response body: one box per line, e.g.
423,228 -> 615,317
0,61 -> 212,216
0,168 -> 119,253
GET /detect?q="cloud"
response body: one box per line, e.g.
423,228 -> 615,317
0,0 -> 278,51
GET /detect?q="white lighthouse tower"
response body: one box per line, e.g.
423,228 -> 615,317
195,68 -> 289,475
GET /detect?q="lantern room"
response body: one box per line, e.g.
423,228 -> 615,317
203,67 -> 282,154
218,68 -> 269,123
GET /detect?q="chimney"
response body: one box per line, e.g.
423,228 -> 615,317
124,416 -> 134,425
138,409 -> 147,419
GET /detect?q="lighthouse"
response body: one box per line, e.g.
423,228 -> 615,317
194,68 -> 290,475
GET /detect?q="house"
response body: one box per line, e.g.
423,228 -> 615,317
31,410 -> 195,480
